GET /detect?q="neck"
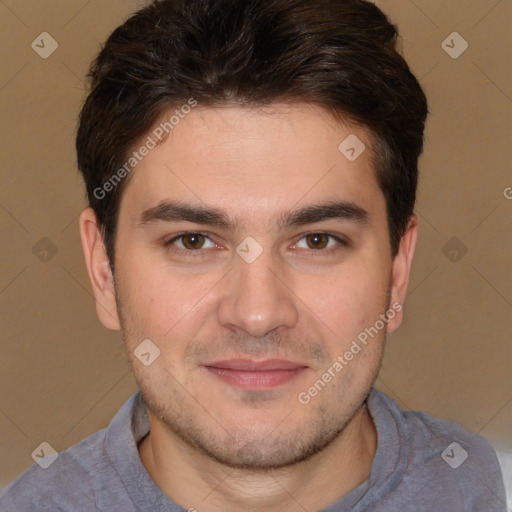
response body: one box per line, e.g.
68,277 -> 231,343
138,404 -> 377,512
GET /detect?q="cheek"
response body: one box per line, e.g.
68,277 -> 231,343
116,251 -> 224,341
299,258 -> 390,344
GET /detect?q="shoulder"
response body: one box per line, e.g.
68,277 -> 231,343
370,389 -> 507,509
0,428 -> 113,511
401,399 -> 500,469
0,393 -> 142,512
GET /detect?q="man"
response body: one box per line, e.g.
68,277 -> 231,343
1,0 -> 507,510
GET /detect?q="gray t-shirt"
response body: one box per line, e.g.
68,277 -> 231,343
0,389 -> 507,511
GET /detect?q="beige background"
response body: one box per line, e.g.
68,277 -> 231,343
0,0 -> 511,499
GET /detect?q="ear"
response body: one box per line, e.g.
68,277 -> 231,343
386,216 -> 418,333
79,208 -> 121,330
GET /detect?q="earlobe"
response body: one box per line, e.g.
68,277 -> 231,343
79,208 -> 121,331
387,216 -> 418,333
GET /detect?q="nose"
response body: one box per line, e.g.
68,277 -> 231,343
217,249 -> 299,338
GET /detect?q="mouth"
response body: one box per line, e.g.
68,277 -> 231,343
202,359 -> 309,390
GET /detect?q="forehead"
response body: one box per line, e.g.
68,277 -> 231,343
119,102 -> 384,228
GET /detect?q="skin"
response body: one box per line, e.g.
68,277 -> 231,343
80,102 -> 417,512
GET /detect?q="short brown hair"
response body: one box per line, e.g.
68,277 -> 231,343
76,0 -> 428,265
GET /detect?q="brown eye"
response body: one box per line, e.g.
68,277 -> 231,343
305,233 -> 329,249
164,232 -> 217,254
181,233 -> 206,250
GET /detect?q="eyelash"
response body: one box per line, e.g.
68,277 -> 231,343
163,232 -> 348,257
163,232 -> 218,257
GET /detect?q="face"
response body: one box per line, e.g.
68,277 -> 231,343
81,102 -> 416,470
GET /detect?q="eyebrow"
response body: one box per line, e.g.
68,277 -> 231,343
138,201 -> 237,231
278,201 -> 369,229
137,200 -> 369,231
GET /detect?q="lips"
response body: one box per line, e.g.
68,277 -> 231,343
202,359 -> 308,390
205,359 -> 306,371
